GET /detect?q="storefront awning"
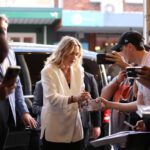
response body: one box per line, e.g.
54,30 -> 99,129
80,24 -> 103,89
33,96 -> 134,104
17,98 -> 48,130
59,10 -> 143,33
0,7 -> 62,24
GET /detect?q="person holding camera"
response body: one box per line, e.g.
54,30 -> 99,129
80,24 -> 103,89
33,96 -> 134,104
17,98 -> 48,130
128,65 -> 150,133
100,48 -> 139,150
100,31 -> 150,117
0,14 -> 37,150
99,31 -> 150,149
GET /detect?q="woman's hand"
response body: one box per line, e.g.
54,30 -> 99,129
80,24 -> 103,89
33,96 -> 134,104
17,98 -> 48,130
80,91 -> 91,102
68,91 -> 91,104
100,97 -> 110,110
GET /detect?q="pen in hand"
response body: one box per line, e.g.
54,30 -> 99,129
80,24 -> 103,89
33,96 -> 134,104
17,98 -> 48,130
124,121 -> 134,129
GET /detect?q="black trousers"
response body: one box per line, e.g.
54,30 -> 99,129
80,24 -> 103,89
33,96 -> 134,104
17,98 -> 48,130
0,99 -> 16,150
42,137 -> 83,150
0,99 -> 10,150
82,127 -> 90,150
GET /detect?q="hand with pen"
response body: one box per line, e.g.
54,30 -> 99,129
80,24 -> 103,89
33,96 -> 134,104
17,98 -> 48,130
132,120 -> 147,131
124,120 -> 147,131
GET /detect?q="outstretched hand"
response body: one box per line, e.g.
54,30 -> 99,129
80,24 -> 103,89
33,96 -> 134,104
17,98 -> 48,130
100,97 -> 110,110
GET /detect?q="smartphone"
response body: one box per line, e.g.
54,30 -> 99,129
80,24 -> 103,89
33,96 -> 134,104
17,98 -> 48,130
126,66 -> 142,79
97,53 -> 114,64
2,66 -> 21,84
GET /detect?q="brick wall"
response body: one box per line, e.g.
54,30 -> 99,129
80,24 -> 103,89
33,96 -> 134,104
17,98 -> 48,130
63,0 -> 143,12
63,0 -> 100,11
124,3 -> 143,12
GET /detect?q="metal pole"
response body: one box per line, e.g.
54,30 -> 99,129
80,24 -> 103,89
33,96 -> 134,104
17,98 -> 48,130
143,0 -> 150,44
43,25 -> 47,44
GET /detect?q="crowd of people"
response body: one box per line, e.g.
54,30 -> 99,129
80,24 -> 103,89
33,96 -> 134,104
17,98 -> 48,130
1,13 -> 150,150
101,31 -> 150,150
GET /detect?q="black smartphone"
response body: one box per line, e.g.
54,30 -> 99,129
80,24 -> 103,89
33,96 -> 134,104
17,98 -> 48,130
126,66 -> 142,79
97,53 -> 114,64
2,66 -> 21,84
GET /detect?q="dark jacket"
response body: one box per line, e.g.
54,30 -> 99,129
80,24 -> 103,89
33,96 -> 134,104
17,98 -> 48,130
32,81 -> 43,125
0,50 -> 29,150
80,72 -> 101,128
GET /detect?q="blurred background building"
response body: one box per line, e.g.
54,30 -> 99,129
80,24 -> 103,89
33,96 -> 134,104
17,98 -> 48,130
0,0 -> 146,52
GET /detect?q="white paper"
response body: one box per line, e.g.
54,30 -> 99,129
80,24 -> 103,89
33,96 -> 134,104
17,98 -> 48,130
80,98 -> 101,112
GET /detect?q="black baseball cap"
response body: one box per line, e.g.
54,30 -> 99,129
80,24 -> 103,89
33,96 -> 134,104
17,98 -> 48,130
111,31 -> 144,52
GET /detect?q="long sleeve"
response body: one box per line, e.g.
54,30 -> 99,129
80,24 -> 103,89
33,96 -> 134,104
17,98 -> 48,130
8,50 -> 29,118
15,77 -> 29,117
32,81 -> 43,115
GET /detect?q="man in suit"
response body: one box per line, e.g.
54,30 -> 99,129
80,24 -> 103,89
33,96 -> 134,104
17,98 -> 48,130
0,14 -> 37,150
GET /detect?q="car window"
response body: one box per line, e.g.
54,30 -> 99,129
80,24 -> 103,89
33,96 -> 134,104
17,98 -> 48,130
11,42 -> 106,95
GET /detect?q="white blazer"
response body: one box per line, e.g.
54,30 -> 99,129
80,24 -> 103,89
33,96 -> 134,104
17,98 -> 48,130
40,63 -> 85,143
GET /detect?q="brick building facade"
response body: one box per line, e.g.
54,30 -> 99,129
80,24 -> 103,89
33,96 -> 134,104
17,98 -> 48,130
63,0 -> 143,12
61,0 -> 144,51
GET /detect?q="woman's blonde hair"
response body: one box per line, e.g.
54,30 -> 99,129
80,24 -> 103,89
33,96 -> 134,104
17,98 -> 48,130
45,36 -> 83,67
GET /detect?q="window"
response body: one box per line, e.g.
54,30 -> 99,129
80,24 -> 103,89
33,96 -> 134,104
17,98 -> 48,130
0,0 -> 54,8
8,33 -> 36,43
125,0 -> 143,4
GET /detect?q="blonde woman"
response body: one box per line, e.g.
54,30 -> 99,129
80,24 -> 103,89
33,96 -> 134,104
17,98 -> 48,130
40,36 -> 91,150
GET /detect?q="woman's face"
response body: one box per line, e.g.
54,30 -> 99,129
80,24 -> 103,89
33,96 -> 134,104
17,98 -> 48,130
63,45 -> 80,66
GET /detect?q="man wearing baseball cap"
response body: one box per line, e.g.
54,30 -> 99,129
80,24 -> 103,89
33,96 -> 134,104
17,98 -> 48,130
100,31 -> 150,141
107,31 -> 150,85
100,31 -> 145,150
